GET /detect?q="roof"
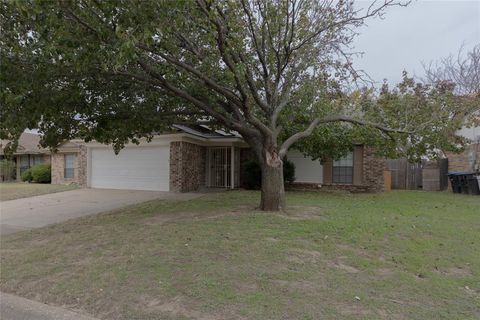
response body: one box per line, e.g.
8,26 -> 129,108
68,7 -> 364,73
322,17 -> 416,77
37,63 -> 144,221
0,132 -> 50,155
1,125 -> 243,155
172,124 -> 242,139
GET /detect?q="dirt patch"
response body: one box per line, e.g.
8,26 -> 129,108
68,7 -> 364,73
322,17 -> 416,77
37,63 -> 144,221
288,248 -> 324,263
335,243 -> 375,260
463,285 -> 480,296
375,267 -> 395,278
234,281 -> 258,293
145,295 -> 225,320
335,303 -> 371,317
375,308 -> 406,320
328,256 -> 360,273
286,255 -> 306,264
142,206 -> 252,225
272,279 -> 318,293
436,266 -> 473,278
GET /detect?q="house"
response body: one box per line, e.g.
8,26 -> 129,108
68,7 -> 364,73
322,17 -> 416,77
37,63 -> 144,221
0,132 -> 51,180
446,125 -> 480,173
50,125 -> 386,192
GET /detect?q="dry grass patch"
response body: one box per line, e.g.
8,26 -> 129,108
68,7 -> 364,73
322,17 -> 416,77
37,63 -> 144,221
0,182 -> 78,201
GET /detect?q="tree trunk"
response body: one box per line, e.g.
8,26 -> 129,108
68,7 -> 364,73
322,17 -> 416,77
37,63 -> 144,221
259,151 -> 285,211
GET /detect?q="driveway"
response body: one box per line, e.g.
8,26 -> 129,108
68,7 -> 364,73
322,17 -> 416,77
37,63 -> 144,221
0,188 -> 202,235
1,292 -> 99,320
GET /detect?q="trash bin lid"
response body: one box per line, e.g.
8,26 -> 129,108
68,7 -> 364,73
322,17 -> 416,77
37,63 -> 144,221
448,172 -> 476,176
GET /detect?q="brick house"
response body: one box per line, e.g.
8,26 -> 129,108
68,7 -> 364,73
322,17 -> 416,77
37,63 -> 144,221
0,132 -> 51,180
50,125 -> 386,192
445,125 -> 480,173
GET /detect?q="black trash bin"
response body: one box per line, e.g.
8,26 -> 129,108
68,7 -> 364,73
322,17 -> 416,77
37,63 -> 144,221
459,174 -> 470,194
466,174 -> 480,195
448,173 -> 462,193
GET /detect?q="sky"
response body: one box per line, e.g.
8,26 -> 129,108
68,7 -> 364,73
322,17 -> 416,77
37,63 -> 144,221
352,0 -> 480,85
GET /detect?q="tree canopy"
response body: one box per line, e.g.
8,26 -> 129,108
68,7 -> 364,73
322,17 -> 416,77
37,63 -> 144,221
1,0 -> 477,210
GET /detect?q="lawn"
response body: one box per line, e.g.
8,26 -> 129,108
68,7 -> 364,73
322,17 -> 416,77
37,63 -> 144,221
0,190 -> 479,319
0,182 -> 78,201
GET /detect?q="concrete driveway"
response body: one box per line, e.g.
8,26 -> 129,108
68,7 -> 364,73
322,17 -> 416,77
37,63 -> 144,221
0,188 -> 201,235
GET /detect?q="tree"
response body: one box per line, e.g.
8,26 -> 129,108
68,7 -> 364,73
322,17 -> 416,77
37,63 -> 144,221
421,44 -> 480,135
290,71 -> 479,163
422,44 -> 480,95
2,0 -> 451,212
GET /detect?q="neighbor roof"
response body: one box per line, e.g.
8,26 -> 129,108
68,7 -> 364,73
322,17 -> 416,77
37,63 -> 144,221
0,132 -> 49,155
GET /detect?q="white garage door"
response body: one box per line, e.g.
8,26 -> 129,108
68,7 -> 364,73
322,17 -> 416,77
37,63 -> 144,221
287,150 -> 323,183
90,146 -> 170,191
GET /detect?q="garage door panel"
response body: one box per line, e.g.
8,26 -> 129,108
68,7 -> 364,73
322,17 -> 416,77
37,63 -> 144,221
287,150 -> 323,183
90,146 -> 170,191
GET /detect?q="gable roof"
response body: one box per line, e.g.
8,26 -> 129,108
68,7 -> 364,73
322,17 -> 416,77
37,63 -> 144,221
0,132 -> 50,155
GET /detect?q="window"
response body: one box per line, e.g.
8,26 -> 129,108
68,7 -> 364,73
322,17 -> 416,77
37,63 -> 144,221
19,155 -> 30,175
64,154 -> 75,179
333,152 -> 354,184
32,155 -> 44,166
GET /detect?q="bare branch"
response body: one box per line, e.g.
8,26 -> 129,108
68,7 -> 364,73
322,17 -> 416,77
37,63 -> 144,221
422,43 -> 480,95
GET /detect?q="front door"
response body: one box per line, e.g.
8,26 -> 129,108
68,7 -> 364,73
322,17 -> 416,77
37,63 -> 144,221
207,147 -> 231,187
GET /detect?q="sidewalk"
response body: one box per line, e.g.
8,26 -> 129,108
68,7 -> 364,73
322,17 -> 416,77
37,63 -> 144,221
0,292 -> 99,320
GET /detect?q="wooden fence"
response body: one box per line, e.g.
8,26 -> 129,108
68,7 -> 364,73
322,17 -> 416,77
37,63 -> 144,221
385,158 -> 448,190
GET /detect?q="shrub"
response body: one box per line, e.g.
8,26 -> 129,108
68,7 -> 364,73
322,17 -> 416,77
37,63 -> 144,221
283,159 -> 296,184
30,163 -> 51,183
243,159 -> 296,189
243,160 -> 262,190
21,168 -> 33,182
0,160 -> 16,181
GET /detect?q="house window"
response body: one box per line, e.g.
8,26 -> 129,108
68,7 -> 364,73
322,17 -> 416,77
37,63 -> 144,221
19,155 -> 30,174
333,152 -> 354,184
64,154 -> 75,179
32,155 -> 44,166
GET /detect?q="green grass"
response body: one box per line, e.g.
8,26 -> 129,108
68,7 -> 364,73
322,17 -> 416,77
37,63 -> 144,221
1,190 -> 479,319
0,182 -> 78,201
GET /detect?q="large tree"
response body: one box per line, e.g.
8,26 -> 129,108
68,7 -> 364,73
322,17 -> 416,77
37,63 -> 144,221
1,0 -> 465,211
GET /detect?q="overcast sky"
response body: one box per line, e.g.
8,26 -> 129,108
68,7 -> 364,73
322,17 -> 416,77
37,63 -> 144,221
352,0 -> 480,85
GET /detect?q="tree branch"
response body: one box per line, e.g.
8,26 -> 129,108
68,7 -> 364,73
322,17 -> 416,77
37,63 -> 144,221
279,115 -> 411,157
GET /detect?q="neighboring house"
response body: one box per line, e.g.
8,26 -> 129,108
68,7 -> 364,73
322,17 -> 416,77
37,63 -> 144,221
51,125 -> 386,192
0,132 -> 51,180
446,125 -> 480,173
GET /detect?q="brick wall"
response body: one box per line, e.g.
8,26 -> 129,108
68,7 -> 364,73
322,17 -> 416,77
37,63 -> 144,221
170,141 -> 206,192
51,145 -> 87,186
362,146 -> 385,192
446,143 -> 480,173
43,154 -> 51,164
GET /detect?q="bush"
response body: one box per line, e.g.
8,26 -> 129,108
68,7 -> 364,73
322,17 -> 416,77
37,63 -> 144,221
243,160 -> 262,190
283,159 -> 296,184
0,160 -> 16,181
30,163 -> 51,183
21,168 -> 33,182
243,159 -> 296,189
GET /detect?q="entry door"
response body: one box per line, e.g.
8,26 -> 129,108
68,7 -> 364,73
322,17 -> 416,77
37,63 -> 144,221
208,147 -> 231,187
